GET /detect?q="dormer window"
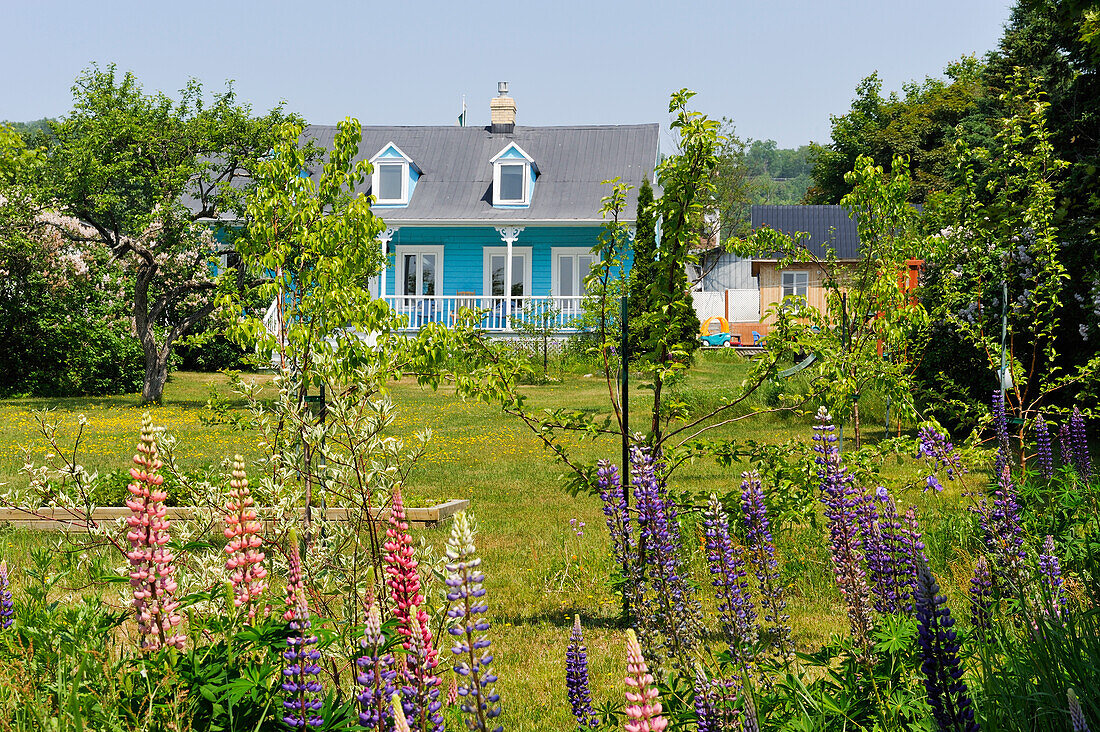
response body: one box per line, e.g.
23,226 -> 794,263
490,143 -> 537,207
369,142 -> 420,207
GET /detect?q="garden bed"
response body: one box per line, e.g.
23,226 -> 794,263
0,498 -> 468,532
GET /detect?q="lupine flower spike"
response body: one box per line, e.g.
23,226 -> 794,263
918,425 -> 967,492
447,676 -> 459,707
968,556 -> 994,633
624,629 -> 668,732
1068,688 -> 1090,732
401,606 -> 443,732
703,494 -> 757,664
813,407 -> 875,649
1038,535 -> 1067,619
1070,406 -> 1091,481
393,692 -> 413,732
980,466 -> 1028,588
1059,424 -> 1074,470
631,445 -> 701,662
224,455 -> 267,623
0,561 -> 13,631
1034,415 -> 1054,480
914,563 -> 979,732
356,599 -> 396,730
445,511 -> 500,732
566,615 -> 597,729
385,486 -> 437,667
125,413 -> 185,651
281,536 -> 323,729
740,472 -> 790,657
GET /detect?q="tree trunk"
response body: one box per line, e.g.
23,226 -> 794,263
141,345 -> 169,404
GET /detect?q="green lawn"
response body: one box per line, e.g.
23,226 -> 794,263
0,353 -> 974,730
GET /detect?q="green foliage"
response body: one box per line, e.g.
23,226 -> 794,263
806,59 -> 988,205
627,177 -> 657,357
38,64 -> 296,403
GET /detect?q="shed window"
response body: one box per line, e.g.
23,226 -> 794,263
781,271 -> 809,302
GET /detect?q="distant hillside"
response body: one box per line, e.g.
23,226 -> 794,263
744,139 -> 812,205
2,118 -> 55,141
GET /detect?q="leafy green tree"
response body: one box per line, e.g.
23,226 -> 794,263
0,126 -> 142,397
645,90 -> 719,445
806,60 -> 988,204
37,65 -> 295,403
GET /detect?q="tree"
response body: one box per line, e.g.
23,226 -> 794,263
38,65 -> 295,403
805,60 -> 988,205
1,126 -> 142,397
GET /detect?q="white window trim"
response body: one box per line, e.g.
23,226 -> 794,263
551,247 -> 599,297
482,246 -> 532,297
781,269 -> 809,301
394,244 -> 444,296
369,142 -> 418,206
490,143 -> 536,207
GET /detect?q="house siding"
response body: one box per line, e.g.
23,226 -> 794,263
381,225 -> 622,297
756,261 -> 858,324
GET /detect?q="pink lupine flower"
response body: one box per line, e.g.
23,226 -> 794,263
384,487 -> 437,668
284,531 -> 306,622
125,413 -> 185,651
224,455 -> 267,623
624,629 -> 667,732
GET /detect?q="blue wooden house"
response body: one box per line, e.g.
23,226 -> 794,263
298,85 -> 659,333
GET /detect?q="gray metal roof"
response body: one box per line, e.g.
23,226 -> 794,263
750,205 -> 861,259
302,124 -> 659,223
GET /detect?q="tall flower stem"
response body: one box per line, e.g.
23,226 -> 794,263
445,512 -> 500,732
224,455 -> 267,623
739,472 -> 791,661
914,563 -> 979,732
566,615 -> 596,729
125,412 -> 184,652
625,629 -> 668,732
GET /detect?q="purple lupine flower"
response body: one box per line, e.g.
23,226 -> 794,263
1034,415 -> 1054,480
968,556 -> 994,632
693,667 -> 741,732
1060,424 -> 1074,470
445,512 -> 497,732
703,494 -> 758,664
357,599 -> 396,730
1068,688 -> 1090,732
1038,535 -> 1067,618
860,491 -> 897,614
918,426 -> 967,493
813,407 -> 875,649
1070,406 -> 1091,482
281,554 -> 324,731
0,561 -> 13,631
632,445 -> 701,664
402,607 -> 444,732
980,467 -> 1028,589
914,563 -> 980,732
739,471 -> 791,657
597,460 -> 641,610
566,615 -> 597,729
898,506 -> 928,613
992,391 -> 1011,477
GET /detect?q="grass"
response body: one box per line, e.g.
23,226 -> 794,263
0,353 -> 977,730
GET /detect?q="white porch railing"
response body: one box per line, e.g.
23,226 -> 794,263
383,295 -> 587,332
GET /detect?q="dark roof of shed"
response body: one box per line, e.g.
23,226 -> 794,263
750,205 -> 861,260
302,123 -> 659,223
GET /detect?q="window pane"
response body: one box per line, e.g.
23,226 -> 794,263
403,254 -> 417,295
491,254 -> 505,297
559,257 -> 573,297
379,164 -> 403,200
421,254 -> 435,296
511,254 -> 524,296
500,164 -> 524,201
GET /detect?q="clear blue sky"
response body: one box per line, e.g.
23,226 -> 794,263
2,0 -> 1013,149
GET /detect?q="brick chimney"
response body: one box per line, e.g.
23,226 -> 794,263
490,81 -> 516,133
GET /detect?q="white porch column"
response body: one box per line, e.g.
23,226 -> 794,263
378,227 -> 398,301
495,226 -> 524,329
